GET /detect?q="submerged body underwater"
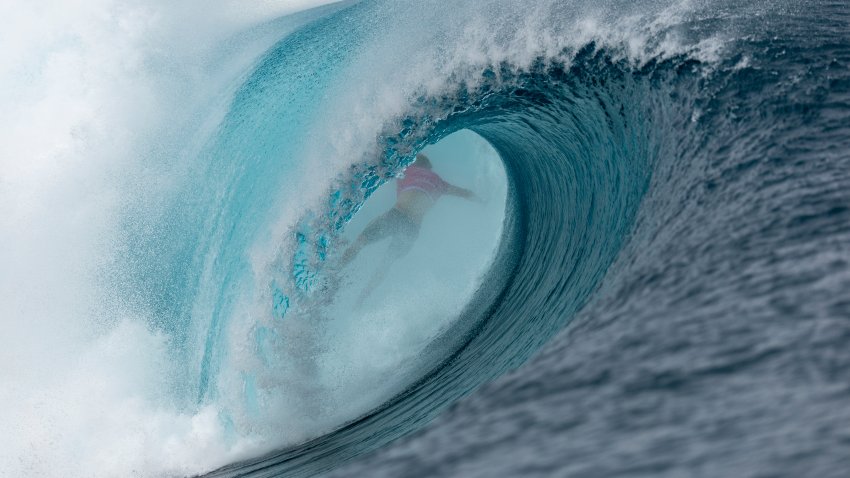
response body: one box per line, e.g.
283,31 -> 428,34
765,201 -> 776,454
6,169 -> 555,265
1,0 -> 849,477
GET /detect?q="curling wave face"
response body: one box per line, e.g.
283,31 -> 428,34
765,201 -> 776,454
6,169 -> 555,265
201,6 -> 666,475
3,0 -> 849,477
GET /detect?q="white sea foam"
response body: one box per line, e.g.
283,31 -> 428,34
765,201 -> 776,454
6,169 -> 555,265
0,1 -> 342,476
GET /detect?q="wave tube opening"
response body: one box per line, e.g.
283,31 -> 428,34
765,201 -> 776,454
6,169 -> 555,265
326,129 -> 509,388
204,129 -> 511,453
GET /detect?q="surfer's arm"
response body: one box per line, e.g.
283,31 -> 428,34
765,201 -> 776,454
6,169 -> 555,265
444,183 -> 478,201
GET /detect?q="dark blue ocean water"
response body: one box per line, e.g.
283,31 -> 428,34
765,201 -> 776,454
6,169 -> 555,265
181,0 -> 850,476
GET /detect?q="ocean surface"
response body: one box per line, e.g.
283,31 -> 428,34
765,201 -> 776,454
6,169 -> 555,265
1,1 -> 849,477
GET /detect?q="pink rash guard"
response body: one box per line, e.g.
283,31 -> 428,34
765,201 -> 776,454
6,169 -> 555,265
397,166 -> 449,201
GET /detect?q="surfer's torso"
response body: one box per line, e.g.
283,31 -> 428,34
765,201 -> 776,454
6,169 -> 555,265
395,166 -> 449,222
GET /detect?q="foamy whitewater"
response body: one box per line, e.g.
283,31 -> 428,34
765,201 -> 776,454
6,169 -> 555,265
2,1 -> 849,477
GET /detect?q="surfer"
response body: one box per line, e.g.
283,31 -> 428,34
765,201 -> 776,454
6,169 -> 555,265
339,153 -> 478,302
